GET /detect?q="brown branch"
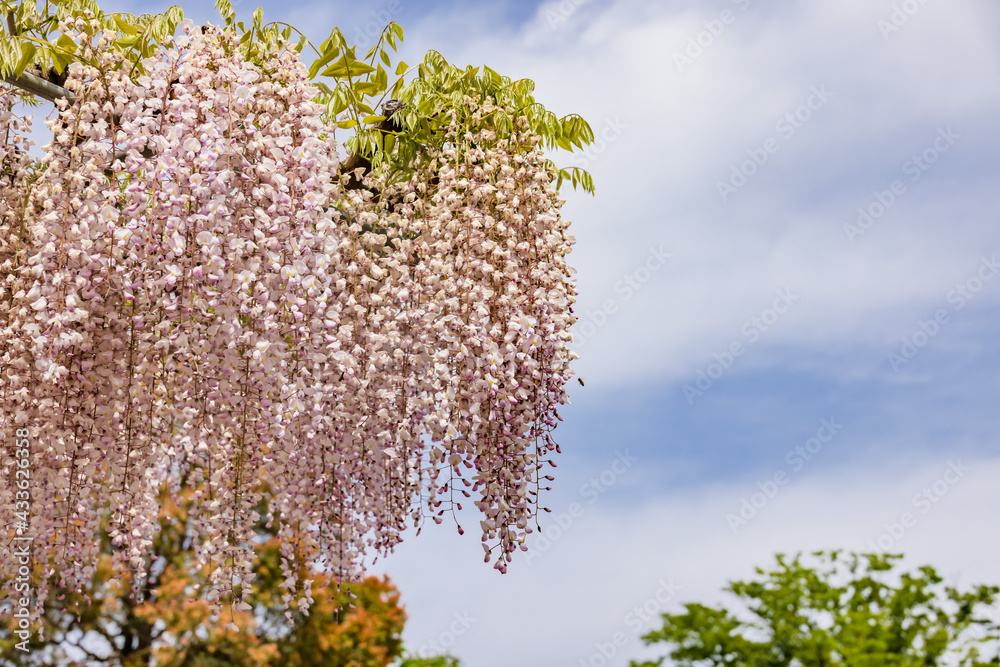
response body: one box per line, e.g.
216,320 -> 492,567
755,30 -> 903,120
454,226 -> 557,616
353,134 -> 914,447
339,99 -> 404,192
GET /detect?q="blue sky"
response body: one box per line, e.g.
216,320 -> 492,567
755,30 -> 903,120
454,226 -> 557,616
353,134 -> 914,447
39,0 -> 1000,664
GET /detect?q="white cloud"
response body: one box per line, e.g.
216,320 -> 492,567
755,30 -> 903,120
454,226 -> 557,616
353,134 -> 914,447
351,0 -> 1000,388
27,0 -> 1000,388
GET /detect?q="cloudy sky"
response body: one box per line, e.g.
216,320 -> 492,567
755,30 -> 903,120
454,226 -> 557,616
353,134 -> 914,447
39,0 -> 1000,664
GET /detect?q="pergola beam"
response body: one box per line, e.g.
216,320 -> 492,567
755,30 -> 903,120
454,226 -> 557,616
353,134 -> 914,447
2,69 -> 74,103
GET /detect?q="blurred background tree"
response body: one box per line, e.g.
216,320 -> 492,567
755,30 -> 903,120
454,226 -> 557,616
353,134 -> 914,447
397,659 -> 460,667
631,551 -> 1000,667
1,491 -> 460,666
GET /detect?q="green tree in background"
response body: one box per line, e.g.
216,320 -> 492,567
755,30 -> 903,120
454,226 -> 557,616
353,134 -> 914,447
631,551 -> 1000,667
398,658 -> 461,667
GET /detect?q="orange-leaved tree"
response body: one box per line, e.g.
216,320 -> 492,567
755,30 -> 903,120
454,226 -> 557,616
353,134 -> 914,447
1,490 -> 454,666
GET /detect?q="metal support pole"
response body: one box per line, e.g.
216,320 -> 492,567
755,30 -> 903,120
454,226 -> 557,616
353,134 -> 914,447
1,70 -> 74,103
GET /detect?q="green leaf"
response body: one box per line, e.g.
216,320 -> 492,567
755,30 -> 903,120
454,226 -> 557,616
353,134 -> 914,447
363,115 -> 387,125
215,0 -> 236,25
308,44 -> 341,80
483,65 -> 501,85
338,119 -> 358,129
50,49 -> 69,74
353,81 -> 380,95
375,64 -> 388,92
14,42 -> 36,77
56,34 -> 78,54
350,62 -> 377,78
318,27 -> 345,54
322,58 -> 375,79
329,91 -> 349,115
395,61 -> 408,76
380,50 -> 391,67
113,15 -> 138,35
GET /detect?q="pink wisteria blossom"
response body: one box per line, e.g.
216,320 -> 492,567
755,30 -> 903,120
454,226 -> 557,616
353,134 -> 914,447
0,15 -> 577,621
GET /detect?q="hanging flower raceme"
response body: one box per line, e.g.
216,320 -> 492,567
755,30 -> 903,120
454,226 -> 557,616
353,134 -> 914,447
370,102 -> 578,572
0,91 -> 43,608
0,18 -> 350,614
0,91 -> 35,271
0,92 -> 36,380
0,15 -> 578,616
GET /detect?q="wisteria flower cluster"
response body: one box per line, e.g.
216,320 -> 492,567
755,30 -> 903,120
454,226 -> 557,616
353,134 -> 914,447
0,16 -> 577,619
0,93 -> 36,327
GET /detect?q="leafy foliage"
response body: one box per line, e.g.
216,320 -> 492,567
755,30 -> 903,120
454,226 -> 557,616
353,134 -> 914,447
631,551 -> 1000,667
0,0 -> 184,76
304,23 -> 596,194
0,1 -> 595,193
398,658 -> 462,667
